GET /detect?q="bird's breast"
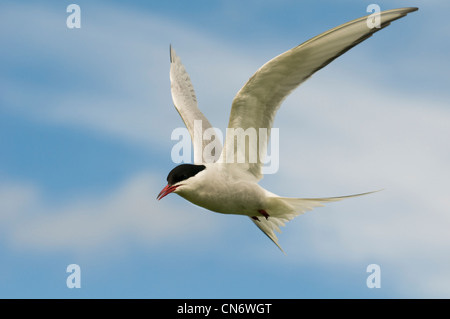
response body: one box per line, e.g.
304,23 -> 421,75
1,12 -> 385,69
178,179 -> 266,216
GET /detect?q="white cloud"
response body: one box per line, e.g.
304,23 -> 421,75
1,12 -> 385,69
0,182 -> 40,223
1,173 -> 219,258
0,2 -> 251,149
2,1 -> 450,297
262,69 -> 450,297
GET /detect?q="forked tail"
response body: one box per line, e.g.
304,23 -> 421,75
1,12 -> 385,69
250,190 -> 381,253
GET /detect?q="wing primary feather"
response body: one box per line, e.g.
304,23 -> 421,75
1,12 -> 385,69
169,46 -> 223,163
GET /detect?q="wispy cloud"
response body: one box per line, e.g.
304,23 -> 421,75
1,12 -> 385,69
2,173 -> 219,258
0,2 -> 251,149
266,68 -> 450,297
1,1 -> 449,298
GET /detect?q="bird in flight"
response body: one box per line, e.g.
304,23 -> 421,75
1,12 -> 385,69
157,7 -> 418,252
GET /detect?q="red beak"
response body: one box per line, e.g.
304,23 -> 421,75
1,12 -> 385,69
157,184 -> 179,200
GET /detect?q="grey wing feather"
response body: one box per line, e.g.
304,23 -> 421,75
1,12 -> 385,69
170,45 -> 222,163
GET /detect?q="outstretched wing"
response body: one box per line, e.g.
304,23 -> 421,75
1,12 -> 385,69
170,46 -> 223,164
220,7 -> 418,180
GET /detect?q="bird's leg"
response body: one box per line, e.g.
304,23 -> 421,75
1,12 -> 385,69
258,209 -> 269,219
251,216 -> 260,221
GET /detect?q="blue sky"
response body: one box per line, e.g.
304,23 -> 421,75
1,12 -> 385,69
1,0 -> 450,298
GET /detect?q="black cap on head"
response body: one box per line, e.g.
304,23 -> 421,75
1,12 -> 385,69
167,164 -> 206,186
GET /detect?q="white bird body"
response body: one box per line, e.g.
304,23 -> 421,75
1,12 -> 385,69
177,164 -> 268,216
158,7 -> 418,252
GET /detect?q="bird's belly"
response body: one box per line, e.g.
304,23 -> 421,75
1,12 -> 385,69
179,182 -> 265,216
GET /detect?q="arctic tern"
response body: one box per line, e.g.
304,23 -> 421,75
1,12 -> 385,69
157,7 -> 418,252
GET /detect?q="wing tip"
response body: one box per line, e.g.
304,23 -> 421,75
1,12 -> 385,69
382,7 -> 419,24
380,7 -> 418,16
403,7 -> 419,13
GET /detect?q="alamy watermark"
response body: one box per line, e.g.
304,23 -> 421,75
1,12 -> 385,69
366,264 -> 381,288
66,264 -> 81,288
367,4 -> 381,29
66,4 -> 81,29
171,120 -> 279,174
